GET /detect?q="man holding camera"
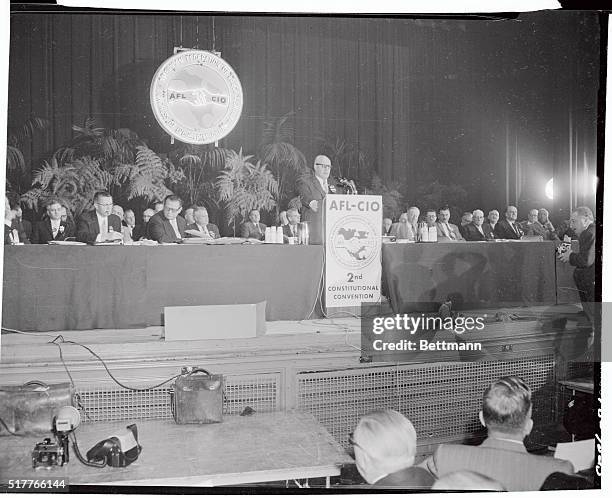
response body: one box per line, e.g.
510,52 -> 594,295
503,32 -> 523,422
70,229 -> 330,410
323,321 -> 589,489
558,206 -> 595,324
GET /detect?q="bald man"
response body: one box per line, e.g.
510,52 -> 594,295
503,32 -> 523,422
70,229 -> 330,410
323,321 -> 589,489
297,155 -> 335,244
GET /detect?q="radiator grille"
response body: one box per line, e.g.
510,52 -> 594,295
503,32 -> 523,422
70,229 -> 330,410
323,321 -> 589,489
76,374 -> 279,423
297,355 -> 556,449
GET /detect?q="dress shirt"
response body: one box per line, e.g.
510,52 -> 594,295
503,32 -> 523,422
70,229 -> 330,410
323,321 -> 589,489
288,224 -> 297,237
51,219 -> 61,237
5,221 -> 19,243
316,175 -> 328,194
169,218 -> 182,239
96,212 -> 108,242
197,224 -> 210,236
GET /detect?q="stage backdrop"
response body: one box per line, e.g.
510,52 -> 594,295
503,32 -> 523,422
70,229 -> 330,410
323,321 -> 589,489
8,10 -> 601,216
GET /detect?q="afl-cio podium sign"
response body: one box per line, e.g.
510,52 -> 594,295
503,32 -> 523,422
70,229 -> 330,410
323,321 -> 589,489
150,50 -> 243,144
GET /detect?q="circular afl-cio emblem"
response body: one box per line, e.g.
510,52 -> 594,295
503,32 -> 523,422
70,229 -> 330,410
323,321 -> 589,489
329,215 -> 379,270
150,50 -> 243,144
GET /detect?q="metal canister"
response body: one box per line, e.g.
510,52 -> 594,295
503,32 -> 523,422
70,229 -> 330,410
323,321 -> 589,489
298,222 -> 309,245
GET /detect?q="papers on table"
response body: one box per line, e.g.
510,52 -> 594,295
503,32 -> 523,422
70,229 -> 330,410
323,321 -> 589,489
554,439 -> 595,471
185,229 -> 214,239
47,240 -> 87,245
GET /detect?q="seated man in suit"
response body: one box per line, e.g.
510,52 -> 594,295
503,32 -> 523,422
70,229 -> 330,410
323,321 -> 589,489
31,197 -> 75,243
4,197 -> 30,244
382,217 -> 393,236
463,209 -> 490,241
183,207 -> 195,226
76,191 -> 123,244
538,208 -> 558,240
147,194 -> 186,243
112,205 -> 124,224
137,208 -> 155,240
520,209 -> 547,238
494,206 -> 523,239
122,209 -> 137,243
240,209 -> 266,240
351,409 -> 433,489
14,205 -> 32,242
391,213 -> 415,240
484,209 -> 499,238
436,206 -> 463,241
282,208 -> 300,242
186,206 -> 220,239
421,376 -> 574,491
458,212 -> 473,239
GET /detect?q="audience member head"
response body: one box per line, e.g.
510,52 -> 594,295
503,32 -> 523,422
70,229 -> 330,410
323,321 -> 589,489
194,206 -> 209,227
461,212 -> 473,226
488,209 -> 499,225
472,209 -> 484,227
93,191 -> 113,218
60,206 -> 68,222
154,201 -> 164,213
425,209 -> 437,227
45,198 -> 63,222
249,209 -> 261,224
287,208 -> 300,225
538,208 -> 550,224
112,205 -> 124,221
383,217 -> 392,232
4,197 -> 15,222
162,195 -> 182,221
527,209 -> 538,224
279,210 -> 289,225
124,209 -> 136,227
438,207 -> 451,224
505,206 -> 518,222
480,376 -> 533,440
351,410 -> 418,484
313,155 -> 332,181
407,207 -> 420,224
432,471 -> 505,491
183,207 -> 195,225
570,206 -> 594,236
142,208 -> 155,224
14,205 -> 23,221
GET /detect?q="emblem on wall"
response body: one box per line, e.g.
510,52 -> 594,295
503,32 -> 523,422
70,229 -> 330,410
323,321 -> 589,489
150,50 -> 243,144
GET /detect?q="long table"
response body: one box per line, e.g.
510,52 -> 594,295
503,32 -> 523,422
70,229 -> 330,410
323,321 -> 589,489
2,245 -> 324,331
382,241 -> 558,313
0,412 -> 352,487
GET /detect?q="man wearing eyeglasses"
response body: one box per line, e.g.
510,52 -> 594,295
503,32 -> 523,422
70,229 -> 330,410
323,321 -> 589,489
297,155 -> 334,245
76,191 -> 123,244
147,194 -> 187,243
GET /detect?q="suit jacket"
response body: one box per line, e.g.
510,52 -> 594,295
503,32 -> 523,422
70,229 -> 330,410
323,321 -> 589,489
76,211 -> 123,244
436,221 -> 464,241
494,219 -> 523,240
421,437 -> 574,492
240,221 -> 266,240
372,466 -> 434,490
186,222 -> 220,239
483,222 -> 496,239
520,220 -> 547,237
463,222 -> 488,241
147,212 -> 187,243
390,222 -> 416,240
31,219 -> 75,244
297,173 -> 330,245
283,223 -> 300,240
569,223 -> 595,301
4,221 -> 31,244
17,219 -> 32,241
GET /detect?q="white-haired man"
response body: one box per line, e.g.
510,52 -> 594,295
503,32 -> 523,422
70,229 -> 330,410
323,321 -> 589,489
297,154 -> 334,244
463,209 -> 487,241
350,410 -> 433,489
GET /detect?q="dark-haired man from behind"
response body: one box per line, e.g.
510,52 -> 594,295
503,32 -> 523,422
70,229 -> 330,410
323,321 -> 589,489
147,195 -> 186,243
76,191 -> 123,244
31,198 -> 75,244
421,376 -> 573,491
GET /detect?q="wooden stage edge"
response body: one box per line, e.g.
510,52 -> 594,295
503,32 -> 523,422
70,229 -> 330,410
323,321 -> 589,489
1,303 -> 587,387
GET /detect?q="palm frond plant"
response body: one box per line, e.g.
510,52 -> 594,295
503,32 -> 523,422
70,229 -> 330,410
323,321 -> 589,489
6,116 -> 49,193
321,137 -> 368,181
216,149 -> 278,235
21,156 -> 112,218
368,174 -> 405,220
259,112 -> 307,213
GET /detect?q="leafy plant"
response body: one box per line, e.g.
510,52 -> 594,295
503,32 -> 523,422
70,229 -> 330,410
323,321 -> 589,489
415,180 -> 468,220
6,117 -> 49,193
21,156 -> 112,217
216,149 -> 278,234
321,137 -> 367,180
113,146 -> 185,203
259,112 -> 307,212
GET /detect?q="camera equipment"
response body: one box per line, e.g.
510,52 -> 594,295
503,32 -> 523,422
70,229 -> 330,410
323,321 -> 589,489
557,241 -> 571,255
172,367 -> 224,424
32,437 -> 65,468
85,424 -> 141,468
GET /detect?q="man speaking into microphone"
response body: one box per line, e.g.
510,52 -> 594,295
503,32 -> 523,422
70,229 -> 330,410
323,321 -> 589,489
297,155 -> 334,245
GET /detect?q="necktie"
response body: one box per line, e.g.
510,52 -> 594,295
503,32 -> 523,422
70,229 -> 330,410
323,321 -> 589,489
12,229 -> 19,244
255,223 -> 261,235
446,223 -> 455,239
100,217 -> 107,236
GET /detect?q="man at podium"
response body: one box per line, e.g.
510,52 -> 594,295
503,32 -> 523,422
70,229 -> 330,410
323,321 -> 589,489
298,155 -> 334,245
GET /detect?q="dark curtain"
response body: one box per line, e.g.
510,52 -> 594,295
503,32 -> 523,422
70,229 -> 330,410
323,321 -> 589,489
8,11 -> 601,219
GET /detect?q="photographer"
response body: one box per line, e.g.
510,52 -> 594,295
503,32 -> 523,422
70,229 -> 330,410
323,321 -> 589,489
558,206 -> 595,324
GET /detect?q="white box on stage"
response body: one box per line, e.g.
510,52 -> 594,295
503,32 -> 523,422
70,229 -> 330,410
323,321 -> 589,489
164,302 -> 267,341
